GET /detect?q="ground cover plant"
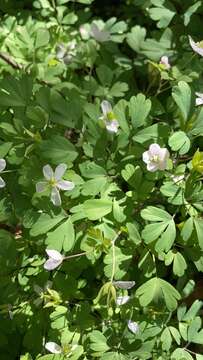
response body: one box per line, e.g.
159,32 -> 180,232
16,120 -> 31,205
0,0 -> 203,359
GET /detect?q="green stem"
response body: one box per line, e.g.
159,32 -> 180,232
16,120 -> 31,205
110,231 -> 121,283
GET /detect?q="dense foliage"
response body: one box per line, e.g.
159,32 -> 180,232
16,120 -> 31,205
1,0 -> 203,359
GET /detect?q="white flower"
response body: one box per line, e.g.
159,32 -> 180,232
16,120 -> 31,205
159,56 -> 170,69
195,92 -> 203,106
189,36 -> 203,57
36,163 -> 75,206
45,342 -> 62,354
79,25 -> 89,40
44,249 -> 64,271
100,100 -> 119,133
113,281 -> 135,289
116,295 -> 130,306
142,144 -> 170,172
0,159 -> 6,188
127,320 -> 139,334
56,41 -> 76,64
90,23 -> 110,43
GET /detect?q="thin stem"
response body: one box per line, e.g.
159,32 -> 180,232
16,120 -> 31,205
64,252 -> 87,260
110,231 -> 121,283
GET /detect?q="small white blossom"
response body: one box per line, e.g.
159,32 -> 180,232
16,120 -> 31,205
113,281 -> 135,289
36,163 -> 75,206
45,342 -> 62,354
116,295 -> 130,306
0,159 -> 6,188
159,56 -> 171,69
44,249 -> 64,271
189,36 -> 203,57
90,23 -> 110,43
142,144 -> 170,172
127,320 -> 139,334
100,100 -> 119,133
195,92 -> 203,106
56,41 -> 76,64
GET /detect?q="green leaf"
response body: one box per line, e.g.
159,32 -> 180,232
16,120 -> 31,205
79,161 -> 107,179
141,206 -> 176,252
83,199 -> 112,220
45,217 -> 75,252
149,0 -> 176,28
133,123 -> 170,143
0,76 -> 32,107
0,230 -> 16,275
127,25 -> 146,52
171,348 -> 193,360
81,177 -> 107,196
30,213 -> 65,237
194,218 -> 203,250
183,1 -> 201,26
129,94 -> 151,128
104,246 -> 132,279
173,251 -> 187,277
168,131 -> 190,155
39,135 -> 78,164
35,28 -> 50,48
172,81 -> 192,124
89,330 -> 110,353
136,277 -> 181,311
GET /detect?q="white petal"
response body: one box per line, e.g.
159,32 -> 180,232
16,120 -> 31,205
160,56 -> 170,69
196,97 -> 203,106
106,120 -> 119,133
44,258 -> 63,271
36,181 -> 47,193
0,159 -> 6,172
101,100 -> 112,116
127,320 -> 139,334
56,44 -> 66,60
0,177 -> 5,188
142,151 -> 150,164
45,342 -> 62,354
189,36 -> 203,57
147,163 -> 158,172
149,143 -> 161,156
54,163 -> 67,181
91,23 -> 110,42
43,165 -> 54,180
46,249 -> 63,261
57,180 -> 75,191
195,92 -> 203,99
113,281 -> 135,289
51,187 -> 61,206
116,296 -> 130,306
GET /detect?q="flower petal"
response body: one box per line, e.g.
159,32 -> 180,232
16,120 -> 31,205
0,159 -> 6,172
0,176 -> 5,188
159,148 -> 170,164
46,249 -> 63,261
149,143 -> 161,156
160,56 -> 170,69
43,165 -> 54,180
54,163 -> 67,181
128,320 -> 139,334
101,100 -> 112,116
189,36 -> 203,57
196,95 -> 203,106
44,258 -> 63,271
106,120 -> 119,133
36,181 -> 47,193
57,180 -> 75,191
45,342 -> 62,354
51,187 -> 61,206
113,281 -> 135,289
91,23 -> 110,42
142,151 -> 150,164
116,296 -> 130,306
147,163 -> 158,172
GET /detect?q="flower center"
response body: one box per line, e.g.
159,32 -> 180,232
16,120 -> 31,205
151,155 -> 160,163
107,111 -> 115,121
49,178 -> 57,187
197,40 -> 203,48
